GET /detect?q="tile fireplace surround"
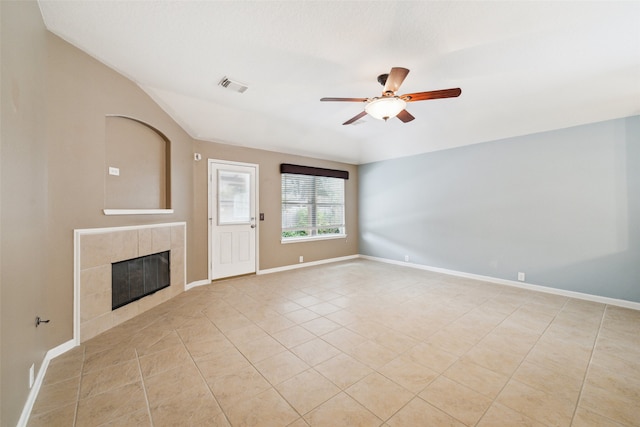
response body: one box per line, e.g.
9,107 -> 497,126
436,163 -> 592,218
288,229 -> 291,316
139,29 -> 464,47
74,222 -> 186,342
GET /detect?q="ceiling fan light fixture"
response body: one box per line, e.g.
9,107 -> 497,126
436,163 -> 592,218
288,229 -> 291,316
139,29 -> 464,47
365,97 -> 406,121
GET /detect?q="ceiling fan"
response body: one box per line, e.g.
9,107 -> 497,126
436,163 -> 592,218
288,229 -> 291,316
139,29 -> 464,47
321,67 -> 461,125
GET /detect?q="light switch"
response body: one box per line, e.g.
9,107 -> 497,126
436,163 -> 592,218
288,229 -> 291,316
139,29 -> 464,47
108,167 -> 120,176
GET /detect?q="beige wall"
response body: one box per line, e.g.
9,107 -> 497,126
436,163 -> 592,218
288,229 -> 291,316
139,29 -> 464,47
105,116 -> 170,209
44,30 -> 194,349
192,140 -> 359,278
1,3 -> 193,424
1,2 -> 49,425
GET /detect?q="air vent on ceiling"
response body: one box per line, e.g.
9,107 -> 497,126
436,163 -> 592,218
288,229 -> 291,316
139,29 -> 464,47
219,76 -> 248,93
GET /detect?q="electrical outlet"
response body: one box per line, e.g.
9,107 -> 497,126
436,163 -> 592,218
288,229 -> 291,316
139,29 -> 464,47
299,256 -> 304,263
404,255 -> 409,262
518,272 -> 525,281
108,166 -> 120,176
29,364 -> 34,388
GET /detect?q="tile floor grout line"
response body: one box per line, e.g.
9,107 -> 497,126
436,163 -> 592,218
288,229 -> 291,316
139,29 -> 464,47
413,371 -> 472,427
486,295 -> 607,425
381,393 -> 419,426
261,309 -> 349,423
242,343 -> 300,421
71,346 -> 86,427
272,312 -> 348,417
134,348 -> 155,427
343,299 -> 485,426
568,303 -> 608,426
271,366 -> 337,423
454,293 -> 569,426
196,300 -> 316,425
237,289 -> 390,423
177,326 -> 233,427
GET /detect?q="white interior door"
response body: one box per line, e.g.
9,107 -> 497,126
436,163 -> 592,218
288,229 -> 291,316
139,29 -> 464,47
209,160 -> 257,280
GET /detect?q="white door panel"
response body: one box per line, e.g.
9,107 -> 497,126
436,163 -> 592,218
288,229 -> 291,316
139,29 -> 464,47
209,161 -> 257,280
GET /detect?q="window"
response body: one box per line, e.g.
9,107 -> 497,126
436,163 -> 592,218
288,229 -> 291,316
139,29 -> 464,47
281,165 -> 347,241
217,170 -> 250,225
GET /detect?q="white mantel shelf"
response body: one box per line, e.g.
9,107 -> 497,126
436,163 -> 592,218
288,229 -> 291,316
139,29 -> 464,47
103,209 -> 174,215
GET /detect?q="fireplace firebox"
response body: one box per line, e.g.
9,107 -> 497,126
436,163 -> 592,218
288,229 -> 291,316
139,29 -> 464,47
112,251 -> 170,310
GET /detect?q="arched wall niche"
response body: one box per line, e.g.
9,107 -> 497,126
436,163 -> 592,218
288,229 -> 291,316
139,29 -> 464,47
104,115 -> 172,214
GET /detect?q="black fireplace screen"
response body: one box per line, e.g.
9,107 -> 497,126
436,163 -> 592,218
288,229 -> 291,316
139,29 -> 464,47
112,251 -> 170,310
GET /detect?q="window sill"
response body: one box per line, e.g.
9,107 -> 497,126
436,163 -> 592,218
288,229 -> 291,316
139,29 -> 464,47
281,234 -> 347,244
103,209 -> 174,216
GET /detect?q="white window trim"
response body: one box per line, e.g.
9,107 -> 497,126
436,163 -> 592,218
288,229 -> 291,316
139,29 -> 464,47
281,234 -> 347,244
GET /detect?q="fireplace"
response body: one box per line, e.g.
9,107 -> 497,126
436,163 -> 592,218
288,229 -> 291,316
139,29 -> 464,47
75,222 -> 186,343
112,251 -> 170,310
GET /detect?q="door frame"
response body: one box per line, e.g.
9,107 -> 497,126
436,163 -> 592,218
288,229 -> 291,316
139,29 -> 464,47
208,158 -> 260,281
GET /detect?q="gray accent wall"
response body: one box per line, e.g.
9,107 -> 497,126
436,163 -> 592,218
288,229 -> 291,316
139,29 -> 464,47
359,116 -> 640,303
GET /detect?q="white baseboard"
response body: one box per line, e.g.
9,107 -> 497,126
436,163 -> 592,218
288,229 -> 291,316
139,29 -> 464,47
186,255 -> 361,288
185,279 -> 211,291
17,339 -> 77,427
360,255 -> 640,311
258,254 -> 360,275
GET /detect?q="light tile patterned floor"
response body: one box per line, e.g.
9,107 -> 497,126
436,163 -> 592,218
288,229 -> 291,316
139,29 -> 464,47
28,260 -> 640,426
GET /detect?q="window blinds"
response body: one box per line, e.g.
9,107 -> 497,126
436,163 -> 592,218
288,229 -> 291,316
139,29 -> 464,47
281,173 -> 345,237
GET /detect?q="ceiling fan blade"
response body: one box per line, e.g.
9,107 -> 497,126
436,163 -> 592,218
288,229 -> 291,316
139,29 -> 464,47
396,109 -> 415,123
343,111 -> 367,125
321,97 -> 368,102
383,67 -> 410,94
401,88 -> 462,102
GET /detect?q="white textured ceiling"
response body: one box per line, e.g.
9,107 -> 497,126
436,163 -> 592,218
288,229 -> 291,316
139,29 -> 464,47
38,1 -> 640,164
